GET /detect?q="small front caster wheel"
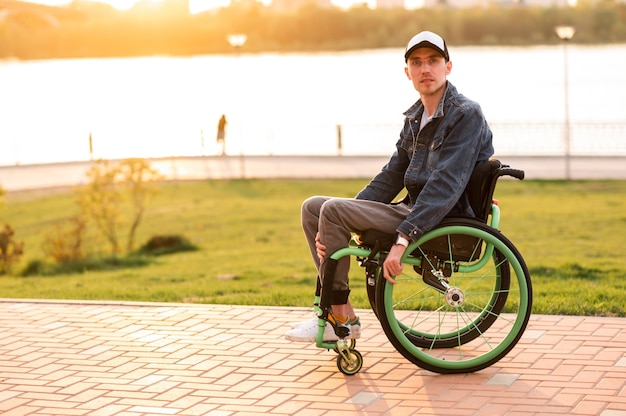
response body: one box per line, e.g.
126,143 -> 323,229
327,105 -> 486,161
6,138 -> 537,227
337,349 -> 363,375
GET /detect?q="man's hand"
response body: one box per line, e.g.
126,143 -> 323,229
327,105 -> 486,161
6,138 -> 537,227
383,244 -> 407,284
315,232 -> 327,263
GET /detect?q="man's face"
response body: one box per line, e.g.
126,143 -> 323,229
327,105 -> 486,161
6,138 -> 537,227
405,47 -> 452,98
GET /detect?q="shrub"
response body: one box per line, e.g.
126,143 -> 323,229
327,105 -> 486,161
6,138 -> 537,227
42,216 -> 87,263
0,224 -> 24,275
77,158 -> 162,255
20,255 -> 153,276
20,259 -> 47,276
137,235 -> 198,256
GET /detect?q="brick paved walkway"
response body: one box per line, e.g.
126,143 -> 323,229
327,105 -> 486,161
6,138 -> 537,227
0,299 -> 625,416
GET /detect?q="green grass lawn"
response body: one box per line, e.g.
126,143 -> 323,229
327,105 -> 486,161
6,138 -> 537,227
2,178 -> 625,316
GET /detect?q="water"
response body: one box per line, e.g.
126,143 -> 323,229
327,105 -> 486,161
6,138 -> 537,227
1,45 -> 625,166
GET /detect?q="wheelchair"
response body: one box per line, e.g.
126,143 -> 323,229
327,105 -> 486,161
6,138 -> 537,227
311,159 -> 532,375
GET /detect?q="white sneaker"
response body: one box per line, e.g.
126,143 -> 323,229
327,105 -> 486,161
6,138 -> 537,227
285,318 -> 361,342
290,315 -> 318,329
291,315 -> 361,336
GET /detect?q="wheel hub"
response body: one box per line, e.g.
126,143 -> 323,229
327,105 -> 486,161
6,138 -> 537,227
445,287 -> 465,307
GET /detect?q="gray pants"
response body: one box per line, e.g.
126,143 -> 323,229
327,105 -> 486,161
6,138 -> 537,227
301,196 -> 410,295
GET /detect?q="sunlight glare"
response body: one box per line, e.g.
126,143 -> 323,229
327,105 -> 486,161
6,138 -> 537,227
106,0 -> 139,10
331,0 -> 374,8
404,0 -> 423,9
20,0 -> 138,10
17,0 -> 70,6
189,0 -> 229,13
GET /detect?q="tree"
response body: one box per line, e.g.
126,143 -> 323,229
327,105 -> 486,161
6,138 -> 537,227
78,159 -> 123,254
118,158 -> 162,252
77,158 -> 162,255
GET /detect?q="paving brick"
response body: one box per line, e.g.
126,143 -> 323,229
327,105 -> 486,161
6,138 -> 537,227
1,300 -> 625,415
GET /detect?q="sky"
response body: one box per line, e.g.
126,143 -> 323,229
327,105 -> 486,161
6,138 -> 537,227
19,0 -> 399,13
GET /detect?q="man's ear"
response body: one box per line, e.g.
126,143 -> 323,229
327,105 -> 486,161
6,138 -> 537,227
446,61 -> 452,76
404,66 -> 410,80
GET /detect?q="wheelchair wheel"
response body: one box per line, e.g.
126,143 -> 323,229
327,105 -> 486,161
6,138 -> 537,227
375,219 -> 532,374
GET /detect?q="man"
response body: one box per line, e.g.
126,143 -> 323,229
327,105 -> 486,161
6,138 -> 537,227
285,31 -> 494,342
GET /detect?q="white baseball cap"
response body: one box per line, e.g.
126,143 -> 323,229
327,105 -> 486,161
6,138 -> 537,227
404,31 -> 449,62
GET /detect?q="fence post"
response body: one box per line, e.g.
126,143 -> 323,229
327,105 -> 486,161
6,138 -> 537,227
336,124 -> 343,156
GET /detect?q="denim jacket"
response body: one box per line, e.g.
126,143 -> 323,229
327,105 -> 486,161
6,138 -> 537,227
355,81 -> 494,242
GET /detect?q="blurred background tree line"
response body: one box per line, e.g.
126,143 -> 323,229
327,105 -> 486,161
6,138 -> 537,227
1,0 -> 625,60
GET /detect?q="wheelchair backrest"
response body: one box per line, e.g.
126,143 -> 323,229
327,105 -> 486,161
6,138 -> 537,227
465,158 -> 526,223
465,158 -> 504,223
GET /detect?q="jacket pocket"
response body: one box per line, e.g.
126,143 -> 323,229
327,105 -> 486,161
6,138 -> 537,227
426,136 -> 445,171
399,130 -> 414,153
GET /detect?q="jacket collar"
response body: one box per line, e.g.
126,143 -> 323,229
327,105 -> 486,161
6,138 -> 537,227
403,81 -> 456,121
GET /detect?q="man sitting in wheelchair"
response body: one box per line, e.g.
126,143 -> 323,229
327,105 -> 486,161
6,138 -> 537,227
285,30 -> 494,342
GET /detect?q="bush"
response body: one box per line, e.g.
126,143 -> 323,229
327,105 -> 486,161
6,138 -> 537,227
77,158 -> 162,255
137,235 -> 198,256
42,216 -> 87,263
20,255 -> 153,277
0,224 -> 24,275
20,259 -> 46,277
